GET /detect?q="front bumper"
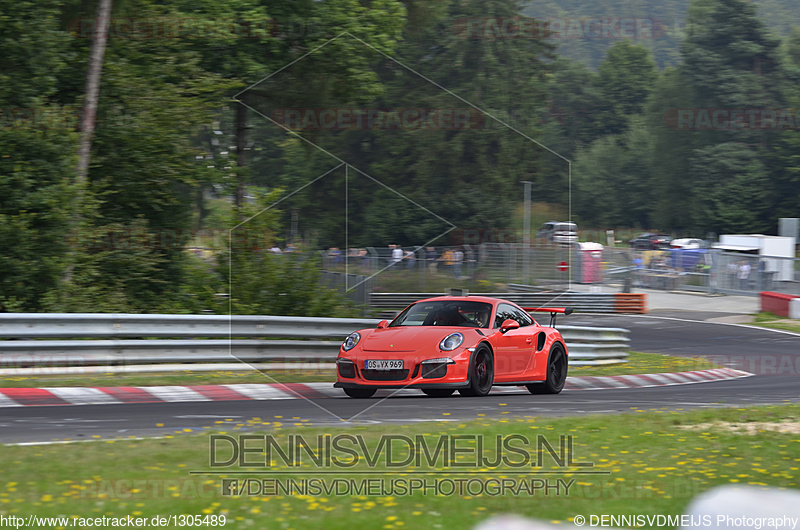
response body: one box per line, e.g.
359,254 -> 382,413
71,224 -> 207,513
335,350 -> 471,388
334,380 -> 469,390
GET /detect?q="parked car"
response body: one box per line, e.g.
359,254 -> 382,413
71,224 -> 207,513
670,238 -> 708,249
628,233 -> 672,250
537,221 -> 578,244
335,296 -> 572,398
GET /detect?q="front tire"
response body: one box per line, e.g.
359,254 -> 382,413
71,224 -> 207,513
527,344 -> 567,394
458,346 -> 494,397
343,387 -> 376,399
422,389 -> 455,397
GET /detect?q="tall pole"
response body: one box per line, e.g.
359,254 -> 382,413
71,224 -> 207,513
521,181 -> 532,285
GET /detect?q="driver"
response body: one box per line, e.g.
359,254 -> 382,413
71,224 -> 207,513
434,309 -> 460,326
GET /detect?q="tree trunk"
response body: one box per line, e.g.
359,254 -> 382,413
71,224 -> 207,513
235,98 -> 248,208
76,0 -> 112,188
64,0 -> 112,283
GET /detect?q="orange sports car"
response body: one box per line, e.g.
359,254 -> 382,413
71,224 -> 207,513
334,296 -> 572,398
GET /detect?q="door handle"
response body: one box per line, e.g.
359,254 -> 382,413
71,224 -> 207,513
525,337 -> 532,344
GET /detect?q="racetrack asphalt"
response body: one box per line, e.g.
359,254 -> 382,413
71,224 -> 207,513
1,308 -> 798,444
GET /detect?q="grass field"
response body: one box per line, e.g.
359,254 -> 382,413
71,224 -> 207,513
3,404 -> 799,529
0,352 -> 720,388
751,312 -> 800,334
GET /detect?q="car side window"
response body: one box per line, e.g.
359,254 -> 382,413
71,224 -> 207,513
494,303 -> 534,328
511,306 -> 533,327
494,304 -> 516,328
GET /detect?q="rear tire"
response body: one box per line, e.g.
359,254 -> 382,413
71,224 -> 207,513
458,346 -> 494,397
526,344 -> 567,394
343,387 -> 376,399
422,389 -> 455,397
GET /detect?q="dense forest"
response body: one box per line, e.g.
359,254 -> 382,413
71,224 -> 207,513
522,0 -> 800,68
2,0 -> 800,312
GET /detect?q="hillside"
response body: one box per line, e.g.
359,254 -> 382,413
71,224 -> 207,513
520,0 -> 799,68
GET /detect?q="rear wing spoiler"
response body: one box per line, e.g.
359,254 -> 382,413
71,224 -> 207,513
522,307 -> 574,327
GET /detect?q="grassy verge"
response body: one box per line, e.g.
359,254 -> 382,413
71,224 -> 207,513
0,352 -> 720,388
3,405 -> 798,529
751,312 -> 800,334
0,369 -> 338,388
569,351 -> 719,377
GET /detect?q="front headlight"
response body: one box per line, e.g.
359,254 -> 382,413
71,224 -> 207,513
342,332 -> 361,351
439,332 -> 464,351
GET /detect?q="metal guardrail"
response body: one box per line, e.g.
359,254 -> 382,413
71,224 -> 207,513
0,314 -> 630,368
0,313 -> 379,340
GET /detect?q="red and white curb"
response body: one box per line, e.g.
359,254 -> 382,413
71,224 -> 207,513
0,368 -> 752,407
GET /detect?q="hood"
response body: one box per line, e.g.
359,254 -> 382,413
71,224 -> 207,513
360,326 -> 477,352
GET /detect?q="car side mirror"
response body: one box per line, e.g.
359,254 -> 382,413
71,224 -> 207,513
377,320 -> 389,329
500,319 -> 519,333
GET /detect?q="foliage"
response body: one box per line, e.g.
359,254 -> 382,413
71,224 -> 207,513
250,0 -> 558,247
217,189 -> 358,316
40,218 -> 171,313
0,0 -> 78,311
5,0 -> 800,313
573,116 -> 656,228
0,128 -> 77,311
690,142 -> 770,234
595,41 -> 657,136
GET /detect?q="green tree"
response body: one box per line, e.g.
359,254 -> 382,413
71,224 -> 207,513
66,0 -> 238,310
644,0 -> 789,233
219,189 -> 356,316
573,116 -> 655,228
690,142 -> 770,233
541,58 -> 604,158
0,0 -> 77,311
784,27 -> 800,68
681,0 -> 784,114
595,41 -> 657,137
645,67 -> 697,231
0,129 -> 77,311
294,0 -> 558,245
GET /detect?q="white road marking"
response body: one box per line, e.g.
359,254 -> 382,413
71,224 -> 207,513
43,387 -> 122,406
0,394 -> 22,407
222,384 -> 295,400
566,378 -> 597,388
140,386 -> 210,402
617,375 -> 656,387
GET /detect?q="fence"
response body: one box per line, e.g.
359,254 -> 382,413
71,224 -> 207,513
368,292 -> 646,314
0,313 -> 630,368
321,243 -> 800,298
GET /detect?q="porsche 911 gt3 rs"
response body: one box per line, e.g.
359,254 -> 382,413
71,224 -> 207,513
334,296 -> 572,398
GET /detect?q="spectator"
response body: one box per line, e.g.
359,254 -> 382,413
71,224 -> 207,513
440,249 -> 455,276
738,260 -> 751,290
453,248 -> 464,278
391,244 -> 403,268
727,261 -> 738,289
426,247 -> 438,273
757,259 -> 767,290
404,249 -> 416,269
327,247 -> 342,266
633,256 -> 644,287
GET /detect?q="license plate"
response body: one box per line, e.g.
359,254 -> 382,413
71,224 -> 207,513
365,360 -> 403,371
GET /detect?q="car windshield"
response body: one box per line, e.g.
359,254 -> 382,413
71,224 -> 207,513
389,300 -> 493,327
